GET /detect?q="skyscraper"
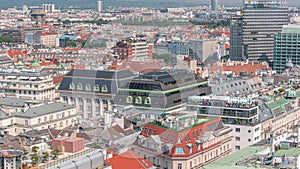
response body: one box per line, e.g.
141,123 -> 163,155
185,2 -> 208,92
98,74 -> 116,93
273,25 -> 300,73
97,0 -> 103,13
211,0 -> 218,11
229,0 -> 289,65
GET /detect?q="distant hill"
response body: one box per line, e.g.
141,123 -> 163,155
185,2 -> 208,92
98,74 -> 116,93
0,0 -> 298,9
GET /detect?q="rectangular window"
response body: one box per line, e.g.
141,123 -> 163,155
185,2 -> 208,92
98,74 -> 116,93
178,163 -> 182,169
235,137 -> 240,141
143,128 -> 147,134
235,128 -> 240,132
148,128 -> 152,135
152,129 -> 156,135
235,146 -> 240,150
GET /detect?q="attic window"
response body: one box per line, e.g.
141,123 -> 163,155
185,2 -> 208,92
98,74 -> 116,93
85,84 -> 91,91
101,85 -> 108,93
145,97 -> 151,105
175,147 -> 185,155
135,96 -> 142,104
126,96 -> 133,104
69,82 -> 75,90
94,85 -> 100,92
77,83 -> 83,90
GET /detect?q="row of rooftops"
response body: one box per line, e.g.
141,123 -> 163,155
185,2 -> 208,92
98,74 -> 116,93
0,97 -> 75,119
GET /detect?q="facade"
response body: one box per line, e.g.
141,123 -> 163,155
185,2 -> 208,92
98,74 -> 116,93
0,69 -> 56,101
58,69 -> 135,119
116,69 -> 211,115
30,10 -> 46,23
112,39 -> 153,59
229,0 -> 289,64
211,0 -> 218,11
1,27 -> 42,44
133,112 -> 233,169
187,95 -> 273,151
43,4 -> 55,13
273,25 -> 300,73
0,101 -> 78,136
0,150 -> 23,169
97,0 -> 103,13
33,32 -> 58,47
187,39 -> 218,64
229,15 -> 243,61
209,75 -> 264,96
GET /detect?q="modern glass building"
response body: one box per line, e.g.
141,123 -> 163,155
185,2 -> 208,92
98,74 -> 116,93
230,0 -> 289,64
273,25 -> 300,73
211,0 -> 218,11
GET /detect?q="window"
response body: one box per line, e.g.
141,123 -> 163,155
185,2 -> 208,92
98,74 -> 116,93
235,145 -> 240,150
235,128 -> 240,132
170,134 -> 175,142
255,127 -> 260,132
175,148 -> 185,155
38,118 -> 41,124
248,139 -> 251,142
235,137 -> 240,141
94,85 -> 100,92
135,96 -> 142,104
143,128 -> 147,134
85,84 -> 91,91
248,130 -> 251,133
165,161 -> 168,168
178,163 -> 182,169
126,96 -> 133,103
152,129 -> 156,135
101,85 -> 108,92
69,82 -> 75,90
166,133 -> 170,140
144,97 -> 151,105
148,128 -> 152,135
77,83 -> 83,90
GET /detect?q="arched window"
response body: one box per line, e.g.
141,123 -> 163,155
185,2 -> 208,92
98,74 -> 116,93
101,85 -> 108,92
94,84 -> 100,92
85,84 -> 91,91
126,96 -> 133,103
135,96 -> 142,104
145,97 -> 151,105
77,83 -> 83,90
69,82 -> 75,90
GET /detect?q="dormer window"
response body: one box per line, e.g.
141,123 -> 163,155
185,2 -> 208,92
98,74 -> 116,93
126,96 -> 133,103
85,84 -> 91,91
145,97 -> 151,105
94,85 -> 100,92
135,96 -> 142,104
101,85 -> 108,93
186,143 -> 193,154
77,83 -> 83,90
69,82 -> 75,90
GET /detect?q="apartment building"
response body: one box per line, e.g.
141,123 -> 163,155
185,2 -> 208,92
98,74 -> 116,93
133,112 -> 233,169
0,100 -> 78,136
0,69 -> 56,101
33,32 -> 58,47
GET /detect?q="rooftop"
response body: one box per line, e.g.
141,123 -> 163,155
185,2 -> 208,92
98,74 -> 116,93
205,146 -> 269,169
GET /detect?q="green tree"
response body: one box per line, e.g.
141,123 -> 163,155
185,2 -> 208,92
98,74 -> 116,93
42,152 -> 49,162
51,150 -> 60,159
67,40 -> 77,47
31,154 -> 39,166
31,146 -> 39,153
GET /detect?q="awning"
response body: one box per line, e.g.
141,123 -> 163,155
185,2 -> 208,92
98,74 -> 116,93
29,77 -> 37,80
19,76 -> 29,80
7,76 -> 16,79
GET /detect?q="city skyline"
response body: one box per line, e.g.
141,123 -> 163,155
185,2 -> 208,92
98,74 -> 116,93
0,0 -> 299,9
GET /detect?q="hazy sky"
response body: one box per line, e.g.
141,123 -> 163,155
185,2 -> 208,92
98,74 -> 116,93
0,0 -> 298,9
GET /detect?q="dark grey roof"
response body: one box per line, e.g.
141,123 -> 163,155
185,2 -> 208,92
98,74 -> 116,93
58,69 -> 135,94
13,102 -> 74,118
0,109 -> 10,120
0,97 -> 42,107
19,129 -> 46,138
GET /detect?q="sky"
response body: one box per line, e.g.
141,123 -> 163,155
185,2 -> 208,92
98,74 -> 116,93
0,0 -> 298,9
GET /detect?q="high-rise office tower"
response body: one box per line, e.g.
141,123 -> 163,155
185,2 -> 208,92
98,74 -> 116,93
273,25 -> 300,73
211,0 -> 218,11
229,0 -> 289,65
97,0 -> 103,13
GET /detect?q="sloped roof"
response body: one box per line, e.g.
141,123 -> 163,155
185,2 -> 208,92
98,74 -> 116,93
106,150 -> 154,169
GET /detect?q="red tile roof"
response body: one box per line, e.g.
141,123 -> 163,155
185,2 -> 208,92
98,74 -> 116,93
106,150 -> 154,169
137,117 -> 223,157
209,62 -> 269,75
